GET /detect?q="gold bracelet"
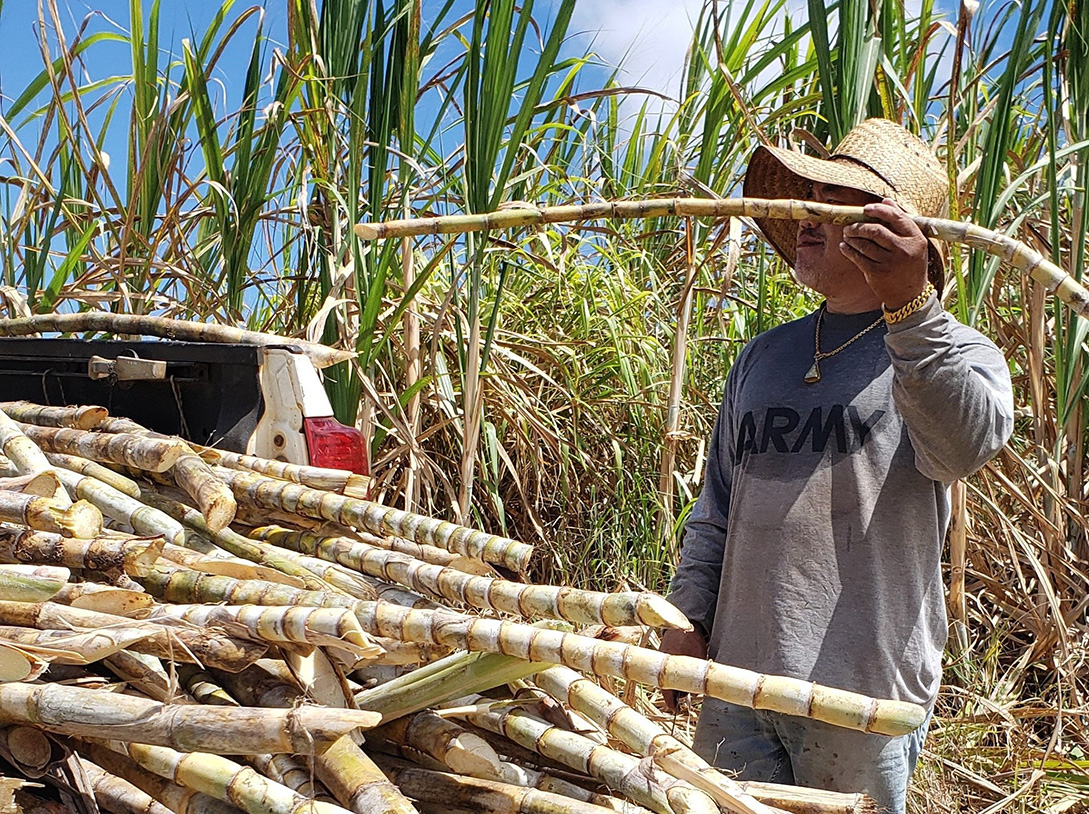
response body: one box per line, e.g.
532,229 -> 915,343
883,283 -> 936,325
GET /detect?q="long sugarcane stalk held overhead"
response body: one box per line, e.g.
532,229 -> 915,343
354,197 -> 1089,319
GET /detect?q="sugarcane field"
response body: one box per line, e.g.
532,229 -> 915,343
0,0 -> 1086,812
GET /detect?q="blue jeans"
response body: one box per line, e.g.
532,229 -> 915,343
692,698 -> 930,814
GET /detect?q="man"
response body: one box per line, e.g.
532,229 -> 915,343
662,118 -> 1014,813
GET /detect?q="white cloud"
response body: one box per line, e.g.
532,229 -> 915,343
570,0 -> 705,104
566,0 -> 960,130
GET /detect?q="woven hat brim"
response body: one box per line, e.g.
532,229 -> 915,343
743,143 -> 945,290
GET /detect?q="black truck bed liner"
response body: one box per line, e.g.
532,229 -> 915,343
0,338 -> 273,451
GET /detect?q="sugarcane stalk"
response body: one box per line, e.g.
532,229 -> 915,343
45,452 -> 143,497
357,197 -> 1089,318
78,757 -> 176,814
733,783 -> 874,814
0,682 -> 377,752
197,447 -> 370,498
0,600 -> 266,673
18,424 -> 187,473
0,402 -> 108,431
659,761 -> 877,814
0,565 -> 69,601
355,649 -> 550,723
353,603 -> 927,737
95,739 -> 354,814
0,490 -> 101,537
232,501 -> 330,531
494,760 -> 653,814
170,454 -> 237,532
105,651 -> 186,704
0,724 -> 55,776
76,740 -> 247,814
0,527 -> 162,575
341,637 -> 448,667
159,543 -> 311,588
368,710 -> 504,779
249,526 -> 685,629
137,562 -> 359,611
251,752 -> 340,806
148,603 -> 383,659
53,582 -> 154,615
533,666 -> 777,814
213,467 -> 533,573
0,625 -> 184,665
142,490 -> 363,593
197,672 -> 342,805
250,523 -> 455,597
83,422 -> 236,532
362,577 -> 444,610
176,664 -> 238,707
385,540 -> 495,575
54,467 -> 187,545
92,416 -> 152,434
249,523 -> 490,574
313,734 -> 421,814
265,757 -> 340,806
0,313 -> 354,369
216,658 -> 420,814
283,552 -> 385,601
373,754 -> 626,814
453,698 -> 713,814
0,409 -> 70,507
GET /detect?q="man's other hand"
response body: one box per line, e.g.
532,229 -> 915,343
659,626 -> 708,712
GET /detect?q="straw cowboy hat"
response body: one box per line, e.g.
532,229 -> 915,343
743,118 -> 949,292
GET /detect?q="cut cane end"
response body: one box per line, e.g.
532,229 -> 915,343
637,595 -> 692,631
354,223 -> 380,241
75,406 -> 110,431
19,472 -> 61,499
343,474 -> 373,500
58,500 -> 103,538
0,643 -> 45,682
202,497 -> 237,533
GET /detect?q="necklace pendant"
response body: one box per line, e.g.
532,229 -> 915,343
804,360 -> 821,383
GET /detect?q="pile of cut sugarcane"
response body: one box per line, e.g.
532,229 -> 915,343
0,399 -> 888,814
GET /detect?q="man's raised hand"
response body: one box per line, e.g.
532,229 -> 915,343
839,198 -> 930,311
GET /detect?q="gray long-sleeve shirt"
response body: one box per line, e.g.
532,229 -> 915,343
668,298 -> 1014,708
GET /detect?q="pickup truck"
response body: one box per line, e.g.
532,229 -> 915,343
0,337 -> 368,475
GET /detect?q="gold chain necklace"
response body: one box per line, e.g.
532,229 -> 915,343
804,305 -> 885,383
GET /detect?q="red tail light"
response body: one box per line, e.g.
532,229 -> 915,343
303,416 -> 369,475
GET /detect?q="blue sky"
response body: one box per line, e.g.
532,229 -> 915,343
0,0 -> 964,126
0,0 -> 965,191
0,0 -> 733,122
0,0 -> 718,203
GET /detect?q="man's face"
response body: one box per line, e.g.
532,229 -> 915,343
794,182 -> 883,297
